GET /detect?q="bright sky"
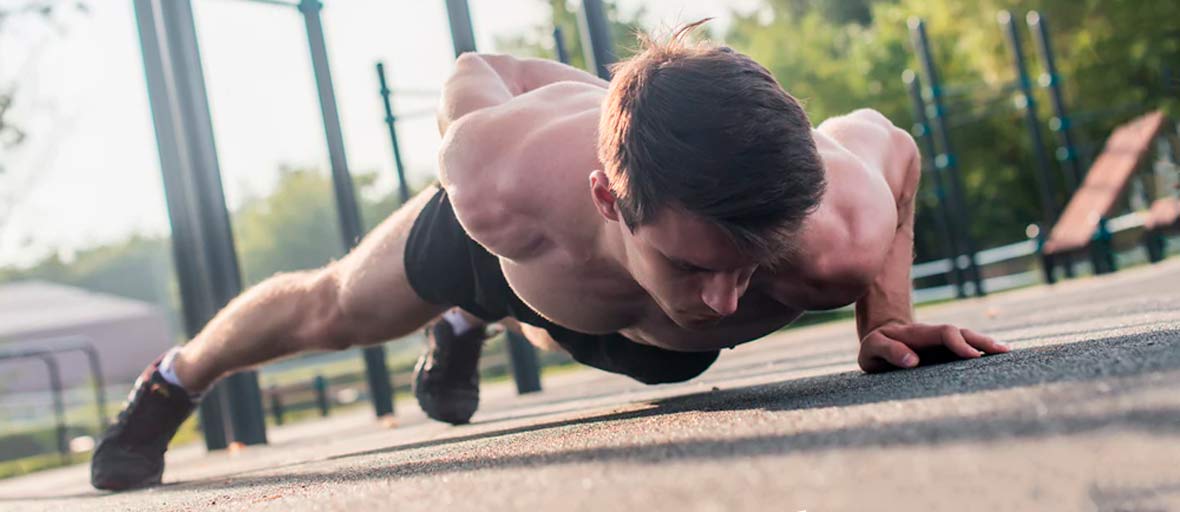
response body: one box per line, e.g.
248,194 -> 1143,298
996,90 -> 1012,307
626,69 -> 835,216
0,0 -> 764,268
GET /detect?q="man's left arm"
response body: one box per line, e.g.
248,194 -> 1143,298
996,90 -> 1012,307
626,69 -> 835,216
853,126 -> 1008,373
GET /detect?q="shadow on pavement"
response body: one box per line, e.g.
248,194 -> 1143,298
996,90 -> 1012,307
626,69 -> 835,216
137,403 -> 1180,495
6,328 -> 1177,501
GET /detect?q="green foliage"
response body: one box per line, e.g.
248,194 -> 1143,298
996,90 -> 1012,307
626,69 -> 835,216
0,169 -> 408,329
493,0 -> 645,68
4,0 -> 1179,326
729,0 -> 1179,258
496,0 -> 1179,260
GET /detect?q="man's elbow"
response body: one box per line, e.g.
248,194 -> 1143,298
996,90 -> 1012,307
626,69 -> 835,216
890,127 -> 922,204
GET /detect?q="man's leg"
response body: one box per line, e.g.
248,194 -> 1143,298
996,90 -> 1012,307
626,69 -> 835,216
91,186 -> 448,490
414,308 -> 574,424
170,186 -> 447,392
414,308 -> 488,424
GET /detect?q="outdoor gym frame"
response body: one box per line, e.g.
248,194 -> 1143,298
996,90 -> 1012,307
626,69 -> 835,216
133,0 -> 616,451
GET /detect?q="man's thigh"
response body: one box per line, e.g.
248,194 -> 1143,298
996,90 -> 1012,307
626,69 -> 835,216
331,185 -> 448,342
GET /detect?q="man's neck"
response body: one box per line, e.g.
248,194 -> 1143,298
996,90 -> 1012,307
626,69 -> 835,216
594,217 -> 647,298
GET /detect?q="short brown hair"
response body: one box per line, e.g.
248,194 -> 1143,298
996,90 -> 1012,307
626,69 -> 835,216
598,20 -> 825,264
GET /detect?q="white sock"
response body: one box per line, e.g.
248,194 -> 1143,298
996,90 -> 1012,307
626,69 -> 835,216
158,346 -> 201,401
442,308 -> 478,336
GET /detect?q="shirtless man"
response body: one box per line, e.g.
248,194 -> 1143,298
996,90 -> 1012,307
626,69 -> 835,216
90,23 -> 1007,490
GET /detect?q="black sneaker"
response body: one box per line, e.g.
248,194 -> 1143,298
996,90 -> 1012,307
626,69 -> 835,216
91,357 -> 196,491
413,319 -> 487,425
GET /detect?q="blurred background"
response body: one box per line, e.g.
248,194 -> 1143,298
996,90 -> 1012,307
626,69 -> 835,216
0,0 -> 1177,478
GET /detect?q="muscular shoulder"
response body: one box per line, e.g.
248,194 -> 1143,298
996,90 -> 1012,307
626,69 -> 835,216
785,118 -> 910,305
816,109 -> 919,203
439,83 -> 603,261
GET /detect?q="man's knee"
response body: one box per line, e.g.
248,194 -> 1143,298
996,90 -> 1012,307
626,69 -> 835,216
625,350 -> 719,385
556,331 -> 720,385
292,267 -> 359,352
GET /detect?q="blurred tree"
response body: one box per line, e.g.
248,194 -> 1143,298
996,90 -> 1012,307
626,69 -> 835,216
0,167 -> 407,337
493,0 -> 644,70
490,0 -> 1180,263
231,167 -> 408,286
0,0 -> 90,233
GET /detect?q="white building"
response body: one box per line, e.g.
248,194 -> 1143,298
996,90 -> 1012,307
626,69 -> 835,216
0,281 -> 174,392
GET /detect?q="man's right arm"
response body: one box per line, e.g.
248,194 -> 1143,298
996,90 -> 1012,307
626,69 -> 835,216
438,53 -> 608,133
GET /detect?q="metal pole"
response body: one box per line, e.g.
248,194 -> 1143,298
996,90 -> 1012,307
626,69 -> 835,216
909,18 -> 986,297
443,0 -> 542,394
553,26 -> 570,65
904,70 -> 965,298
444,0 -> 477,57
376,62 -> 410,204
40,355 -> 68,463
82,344 -> 108,428
578,0 -> 615,80
1027,11 -> 1084,193
314,375 -> 330,417
269,387 -> 284,426
134,0 -> 226,451
134,0 -> 265,449
298,0 -> 394,418
999,11 -> 1058,230
164,0 -> 267,448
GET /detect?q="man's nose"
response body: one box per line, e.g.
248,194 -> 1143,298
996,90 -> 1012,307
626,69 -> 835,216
701,269 -> 753,316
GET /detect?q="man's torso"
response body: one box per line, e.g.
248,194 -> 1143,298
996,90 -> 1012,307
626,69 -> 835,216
438,82 -> 896,351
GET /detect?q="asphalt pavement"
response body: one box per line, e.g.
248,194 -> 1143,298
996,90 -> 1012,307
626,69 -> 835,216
2,258 -> 1179,511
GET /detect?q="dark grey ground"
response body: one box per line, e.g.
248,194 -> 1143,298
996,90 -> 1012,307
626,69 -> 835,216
3,259 -> 1180,511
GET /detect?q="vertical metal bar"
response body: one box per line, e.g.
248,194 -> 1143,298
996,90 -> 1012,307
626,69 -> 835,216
578,0 -> 614,80
82,344 -> 108,428
314,375 -> 330,417
904,69 -> 965,298
41,355 -> 68,463
909,17 -> 986,297
443,0 -> 542,394
269,386 -> 284,426
299,0 -> 363,246
444,0 -> 478,57
132,0 -> 238,448
160,0 -> 268,447
999,11 -> 1058,229
376,62 -> 410,204
299,0 -> 394,418
505,331 -> 543,394
553,26 -> 570,64
1027,11 -> 1084,192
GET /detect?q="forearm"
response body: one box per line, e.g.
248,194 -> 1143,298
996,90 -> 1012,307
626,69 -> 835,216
855,205 -> 915,339
855,156 -> 920,339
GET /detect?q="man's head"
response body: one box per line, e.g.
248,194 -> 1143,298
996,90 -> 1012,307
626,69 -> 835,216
589,20 -> 825,327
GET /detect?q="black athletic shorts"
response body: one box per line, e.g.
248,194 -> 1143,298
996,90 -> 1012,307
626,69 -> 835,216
404,187 -> 719,385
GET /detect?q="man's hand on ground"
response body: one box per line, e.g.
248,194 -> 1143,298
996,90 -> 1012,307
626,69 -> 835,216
857,322 -> 1009,373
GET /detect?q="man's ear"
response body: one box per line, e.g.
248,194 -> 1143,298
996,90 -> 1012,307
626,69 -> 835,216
589,170 -> 620,222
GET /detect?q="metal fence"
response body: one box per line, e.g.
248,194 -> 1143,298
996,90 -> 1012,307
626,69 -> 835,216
911,211 -> 1176,304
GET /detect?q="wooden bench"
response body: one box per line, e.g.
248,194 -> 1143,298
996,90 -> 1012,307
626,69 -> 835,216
1042,110 -> 1169,280
1144,196 -> 1180,262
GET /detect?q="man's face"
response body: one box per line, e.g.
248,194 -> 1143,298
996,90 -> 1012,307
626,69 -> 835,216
625,208 -> 759,329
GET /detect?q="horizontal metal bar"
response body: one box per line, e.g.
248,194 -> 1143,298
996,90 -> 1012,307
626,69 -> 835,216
222,0 -> 299,8
976,239 -> 1037,266
1107,211 -> 1146,232
912,258 -> 953,279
